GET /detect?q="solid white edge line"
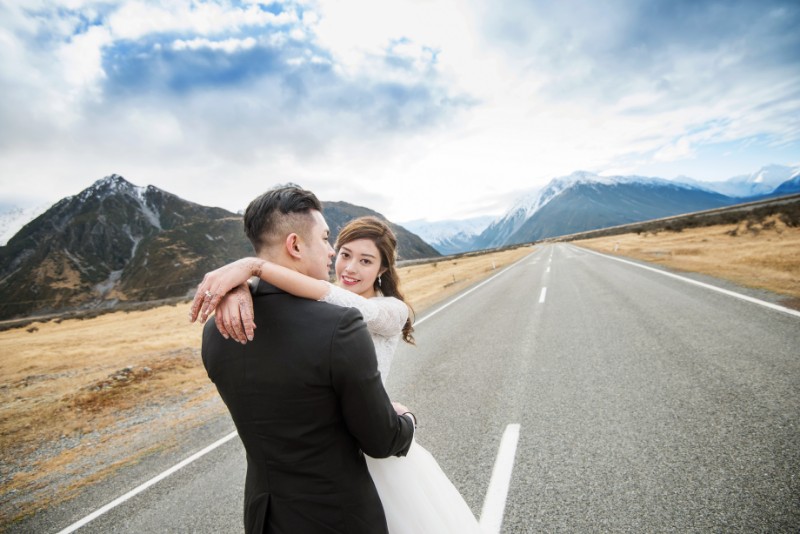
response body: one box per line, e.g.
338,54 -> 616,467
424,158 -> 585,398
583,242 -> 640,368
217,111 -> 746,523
479,423 -> 521,534
415,251 -> 536,326
574,244 -> 800,319
55,431 -> 239,534
539,287 -> 547,304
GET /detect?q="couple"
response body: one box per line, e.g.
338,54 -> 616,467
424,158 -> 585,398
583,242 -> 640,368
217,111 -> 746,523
190,185 -> 482,533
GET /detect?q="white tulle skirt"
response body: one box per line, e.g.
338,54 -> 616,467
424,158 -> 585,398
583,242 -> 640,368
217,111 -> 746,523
366,440 -> 482,534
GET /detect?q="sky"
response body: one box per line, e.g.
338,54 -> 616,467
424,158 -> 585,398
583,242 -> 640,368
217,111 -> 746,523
1,0 -> 798,222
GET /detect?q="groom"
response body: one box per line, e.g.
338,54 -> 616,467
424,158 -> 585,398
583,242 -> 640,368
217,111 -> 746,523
202,185 -> 415,534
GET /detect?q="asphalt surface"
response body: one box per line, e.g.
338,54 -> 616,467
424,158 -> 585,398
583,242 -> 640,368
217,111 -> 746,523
13,243 -> 800,533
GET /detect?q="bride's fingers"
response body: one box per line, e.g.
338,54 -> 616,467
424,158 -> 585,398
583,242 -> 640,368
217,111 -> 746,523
200,290 -> 223,323
238,295 -> 256,342
188,286 -> 207,323
214,310 -> 230,340
229,312 -> 246,344
217,293 -> 248,343
199,292 -> 211,323
223,315 -> 238,343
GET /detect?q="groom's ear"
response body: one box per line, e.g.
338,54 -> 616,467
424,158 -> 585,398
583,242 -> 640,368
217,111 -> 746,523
285,233 -> 303,259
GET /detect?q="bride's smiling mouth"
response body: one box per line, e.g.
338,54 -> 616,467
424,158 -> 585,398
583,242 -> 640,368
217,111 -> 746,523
340,275 -> 360,286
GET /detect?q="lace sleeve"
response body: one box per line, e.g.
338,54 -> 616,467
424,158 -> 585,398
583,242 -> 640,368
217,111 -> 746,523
320,283 -> 409,337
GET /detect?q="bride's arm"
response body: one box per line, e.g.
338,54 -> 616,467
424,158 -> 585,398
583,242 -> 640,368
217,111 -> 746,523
190,257 -> 330,324
190,258 -> 409,341
322,285 -> 409,337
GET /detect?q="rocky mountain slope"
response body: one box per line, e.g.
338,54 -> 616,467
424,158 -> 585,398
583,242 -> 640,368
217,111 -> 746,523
506,176 -> 733,244
0,176 -> 438,319
0,175 -> 249,319
323,201 -> 440,260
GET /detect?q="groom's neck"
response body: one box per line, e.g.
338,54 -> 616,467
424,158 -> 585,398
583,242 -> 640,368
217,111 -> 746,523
259,248 -> 306,275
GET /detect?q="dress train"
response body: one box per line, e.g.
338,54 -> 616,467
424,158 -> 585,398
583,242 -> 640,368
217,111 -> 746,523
366,440 -> 482,533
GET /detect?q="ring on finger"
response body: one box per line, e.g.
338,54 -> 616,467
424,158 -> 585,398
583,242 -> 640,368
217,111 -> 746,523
204,290 -> 213,298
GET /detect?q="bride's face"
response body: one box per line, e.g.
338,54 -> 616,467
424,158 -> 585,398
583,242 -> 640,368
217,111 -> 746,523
335,238 -> 384,298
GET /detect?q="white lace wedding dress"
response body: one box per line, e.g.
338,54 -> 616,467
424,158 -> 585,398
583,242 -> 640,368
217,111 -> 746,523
321,284 -> 482,533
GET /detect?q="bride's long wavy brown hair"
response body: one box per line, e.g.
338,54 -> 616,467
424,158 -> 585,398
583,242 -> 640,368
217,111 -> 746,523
335,216 -> 415,344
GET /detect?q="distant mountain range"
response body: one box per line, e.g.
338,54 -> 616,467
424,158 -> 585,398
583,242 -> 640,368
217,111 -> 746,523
679,164 -> 799,198
401,216 -> 495,255
0,175 -> 438,320
322,201 -> 439,260
414,165 -> 800,253
474,172 -> 734,248
2,165 -> 799,318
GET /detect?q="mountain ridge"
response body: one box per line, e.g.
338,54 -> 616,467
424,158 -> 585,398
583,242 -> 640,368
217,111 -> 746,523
0,176 -> 439,319
471,165 -> 800,249
3,164 -> 799,312
400,216 -> 494,255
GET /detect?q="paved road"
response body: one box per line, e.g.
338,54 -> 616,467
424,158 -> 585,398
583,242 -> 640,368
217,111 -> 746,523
18,243 -> 800,533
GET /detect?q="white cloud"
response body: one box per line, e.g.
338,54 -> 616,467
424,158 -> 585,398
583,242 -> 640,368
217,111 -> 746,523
107,1 -> 297,40
0,0 -> 798,223
313,0 -> 481,86
655,137 -> 694,162
57,24 -> 113,98
172,36 -> 257,53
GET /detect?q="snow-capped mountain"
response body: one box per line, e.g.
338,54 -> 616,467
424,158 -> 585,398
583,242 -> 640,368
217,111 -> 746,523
681,165 -> 800,198
401,216 -> 494,254
771,173 -> 800,196
0,174 -> 439,319
0,174 -> 248,319
473,166 -> 800,248
470,187 -> 551,250
474,171 -> 735,248
0,204 -> 50,246
476,172 -> 693,248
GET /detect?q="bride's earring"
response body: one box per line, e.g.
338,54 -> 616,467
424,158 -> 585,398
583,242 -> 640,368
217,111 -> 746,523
378,275 -> 382,287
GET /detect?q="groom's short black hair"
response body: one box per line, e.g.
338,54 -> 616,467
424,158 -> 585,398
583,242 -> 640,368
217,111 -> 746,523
244,184 -> 323,253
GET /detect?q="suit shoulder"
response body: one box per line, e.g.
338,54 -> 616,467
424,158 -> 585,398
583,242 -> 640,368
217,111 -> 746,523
292,296 -> 365,324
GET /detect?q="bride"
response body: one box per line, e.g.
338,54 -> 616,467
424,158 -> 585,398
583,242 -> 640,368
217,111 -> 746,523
190,216 -> 482,533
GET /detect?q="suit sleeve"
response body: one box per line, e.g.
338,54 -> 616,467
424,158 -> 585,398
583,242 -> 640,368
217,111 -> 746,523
330,307 -> 414,458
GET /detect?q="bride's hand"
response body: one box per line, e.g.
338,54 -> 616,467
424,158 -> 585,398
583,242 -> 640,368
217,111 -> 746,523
189,257 -> 263,323
391,401 -> 410,415
214,283 -> 256,343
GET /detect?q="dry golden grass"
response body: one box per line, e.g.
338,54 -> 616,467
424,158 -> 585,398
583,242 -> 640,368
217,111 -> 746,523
0,246 -> 534,525
398,247 -> 534,312
575,215 -> 800,302
0,305 -> 221,526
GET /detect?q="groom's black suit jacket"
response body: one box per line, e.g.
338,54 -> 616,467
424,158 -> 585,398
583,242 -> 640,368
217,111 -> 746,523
202,281 -> 414,534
